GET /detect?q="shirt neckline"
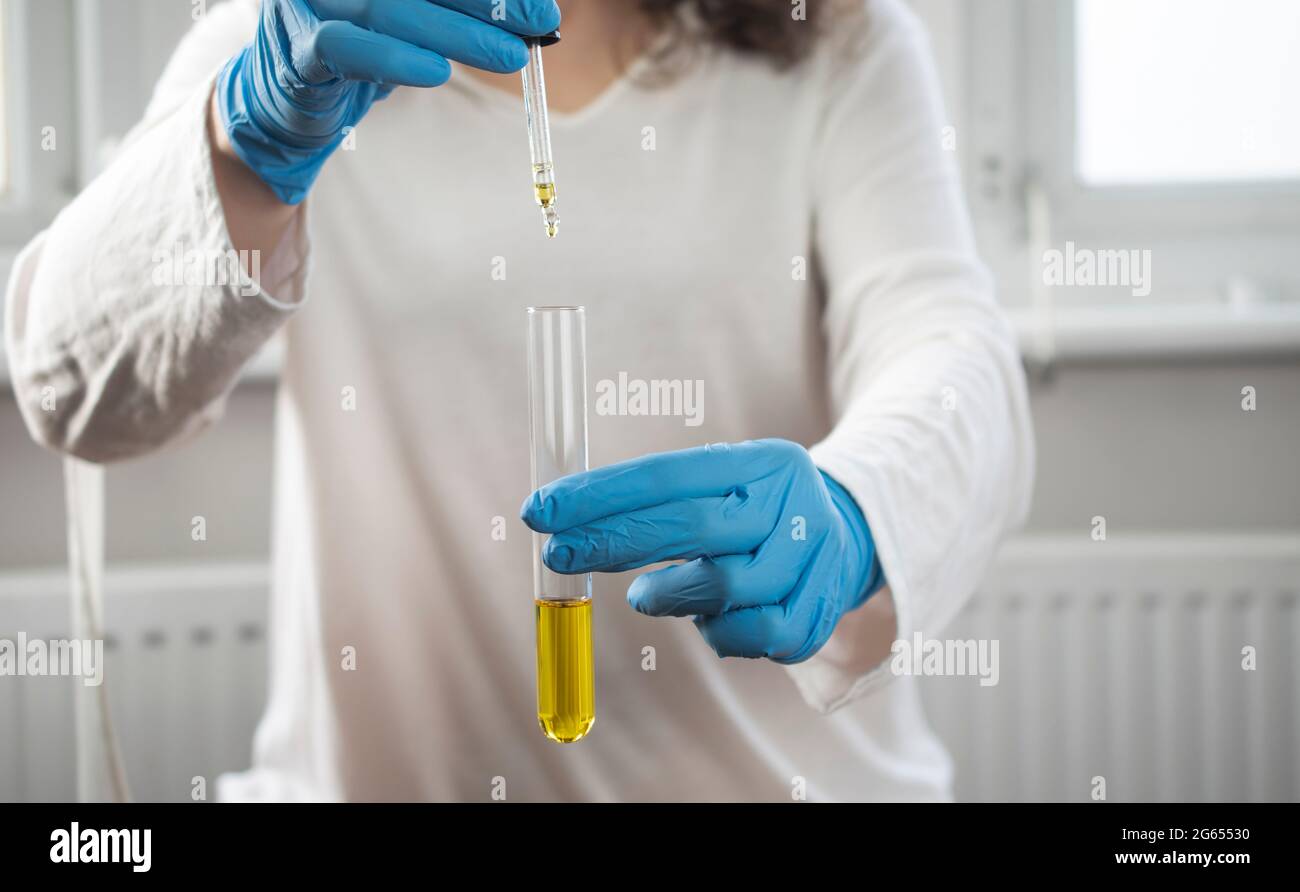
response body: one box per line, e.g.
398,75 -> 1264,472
449,27 -> 675,127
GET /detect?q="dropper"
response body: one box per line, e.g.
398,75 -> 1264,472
522,31 -> 562,238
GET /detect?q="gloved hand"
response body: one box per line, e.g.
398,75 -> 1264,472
217,0 -> 561,204
521,439 -> 884,663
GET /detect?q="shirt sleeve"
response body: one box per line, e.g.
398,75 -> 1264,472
3,0 -> 306,463
787,0 -> 1035,712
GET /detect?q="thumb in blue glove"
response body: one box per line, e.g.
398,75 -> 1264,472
520,439 -> 884,663
218,0 -> 562,204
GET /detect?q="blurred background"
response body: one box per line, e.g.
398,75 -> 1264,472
1,0 -> 1297,801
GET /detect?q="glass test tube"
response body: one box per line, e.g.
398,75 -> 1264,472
522,33 -> 560,238
527,306 -> 594,743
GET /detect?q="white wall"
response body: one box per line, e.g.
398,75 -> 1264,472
3,356 -> 1298,571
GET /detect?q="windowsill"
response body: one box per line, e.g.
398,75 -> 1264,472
3,303 -> 1299,392
1010,301 -> 1300,363
243,301 -> 1300,378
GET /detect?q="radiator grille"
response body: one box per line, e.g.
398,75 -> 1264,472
0,564 -> 267,802
921,535 -> 1300,801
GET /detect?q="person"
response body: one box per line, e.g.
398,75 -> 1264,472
4,0 -> 1033,801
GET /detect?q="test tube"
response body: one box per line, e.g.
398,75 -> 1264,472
522,32 -> 561,238
526,306 -> 594,743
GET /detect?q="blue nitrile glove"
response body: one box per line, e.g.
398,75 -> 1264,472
217,0 -> 561,204
521,439 -> 885,663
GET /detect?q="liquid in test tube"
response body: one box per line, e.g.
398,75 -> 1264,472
526,306 -> 594,743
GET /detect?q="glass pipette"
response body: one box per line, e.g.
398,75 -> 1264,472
522,31 -> 561,238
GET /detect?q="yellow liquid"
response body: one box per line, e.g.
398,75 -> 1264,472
534,182 -> 556,208
535,598 -> 595,743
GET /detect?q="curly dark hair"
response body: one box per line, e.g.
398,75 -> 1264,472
637,0 -> 858,69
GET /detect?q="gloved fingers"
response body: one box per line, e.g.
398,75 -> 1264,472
312,0 -> 530,73
523,439 -> 800,534
542,491 -> 772,573
626,554 -> 793,617
768,578 -> 842,664
306,19 -> 452,87
432,0 -> 562,37
693,604 -> 806,661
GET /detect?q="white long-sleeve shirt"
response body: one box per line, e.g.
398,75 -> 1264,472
5,0 -> 1033,801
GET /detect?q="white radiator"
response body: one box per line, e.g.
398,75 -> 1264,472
922,534 -> 1300,802
0,563 -> 268,802
1,535 -> 1297,802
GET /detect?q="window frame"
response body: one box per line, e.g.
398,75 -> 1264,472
957,0 -> 1300,356
0,0 -> 79,248
1025,0 -> 1300,239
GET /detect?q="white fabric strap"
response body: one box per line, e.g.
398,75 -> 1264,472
64,457 -> 131,803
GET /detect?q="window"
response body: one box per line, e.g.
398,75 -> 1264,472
0,0 -> 201,361
0,0 -> 79,247
955,0 -> 1300,358
1075,0 -> 1300,186
0,4 -> 9,198
0,0 -> 198,252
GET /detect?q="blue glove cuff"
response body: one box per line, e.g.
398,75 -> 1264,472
820,471 -> 885,611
